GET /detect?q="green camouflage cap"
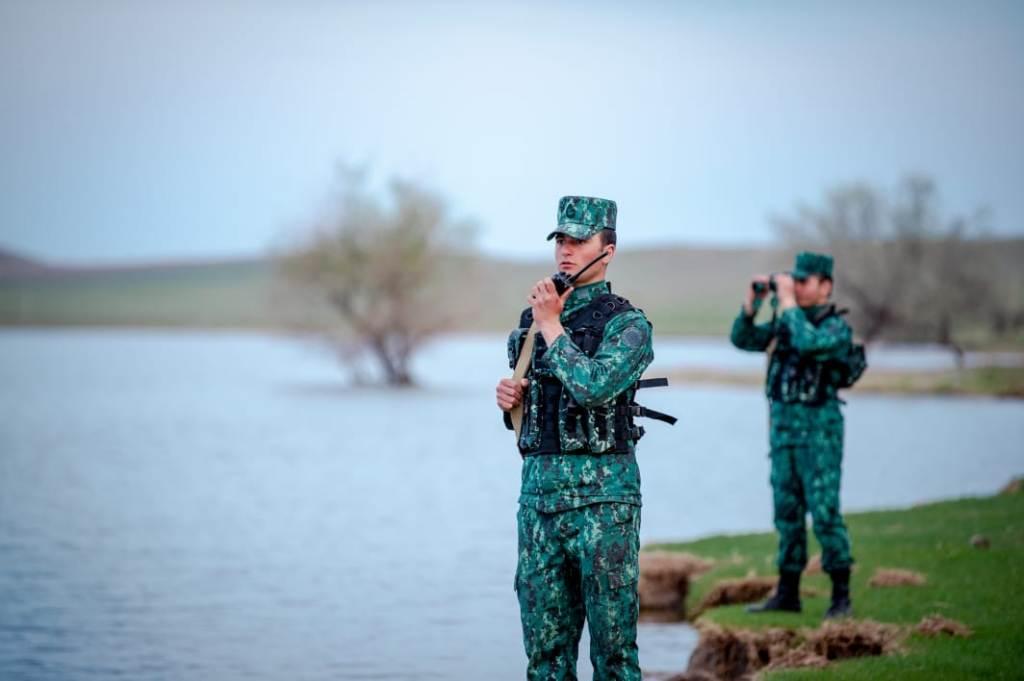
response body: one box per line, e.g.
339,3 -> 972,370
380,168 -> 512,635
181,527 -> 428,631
792,251 -> 834,279
546,196 -> 617,240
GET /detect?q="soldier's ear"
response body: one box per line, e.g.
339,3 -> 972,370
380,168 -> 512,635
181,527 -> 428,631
602,244 -> 616,263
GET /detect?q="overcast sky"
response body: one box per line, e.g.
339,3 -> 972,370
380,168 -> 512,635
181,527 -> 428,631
1,0 -> 1022,264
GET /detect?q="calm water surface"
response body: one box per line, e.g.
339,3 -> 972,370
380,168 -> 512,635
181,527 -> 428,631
1,330 -> 1021,680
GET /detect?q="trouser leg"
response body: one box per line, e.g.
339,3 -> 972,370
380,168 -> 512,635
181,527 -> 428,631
575,503 -> 642,681
517,505 -> 585,681
796,432 -> 853,572
770,444 -> 809,573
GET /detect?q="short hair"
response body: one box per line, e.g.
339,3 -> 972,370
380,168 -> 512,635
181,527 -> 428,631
598,229 -> 616,247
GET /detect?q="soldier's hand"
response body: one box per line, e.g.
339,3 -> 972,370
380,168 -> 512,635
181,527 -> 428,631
529,278 -> 572,326
745,274 -> 770,315
496,378 -> 529,412
774,273 -> 796,308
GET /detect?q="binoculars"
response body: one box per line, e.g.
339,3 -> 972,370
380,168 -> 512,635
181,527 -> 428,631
751,272 -> 805,295
751,276 -> 778,295
749,270 -> 802,292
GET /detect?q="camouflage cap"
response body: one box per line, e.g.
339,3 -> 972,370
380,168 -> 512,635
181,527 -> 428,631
792,251 -> 834,279
546,196 -> 617,240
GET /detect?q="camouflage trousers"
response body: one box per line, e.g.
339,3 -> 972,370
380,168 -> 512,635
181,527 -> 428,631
770,439 -> 853,574
515,502 -> 641,681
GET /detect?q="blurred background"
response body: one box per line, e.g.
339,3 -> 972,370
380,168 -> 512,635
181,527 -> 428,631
1,2 -> 1022,679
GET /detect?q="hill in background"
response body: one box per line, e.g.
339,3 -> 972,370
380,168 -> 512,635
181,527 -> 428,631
0,247 -> 50,276
2,241 -> 1022,341
0,244 -> 794,336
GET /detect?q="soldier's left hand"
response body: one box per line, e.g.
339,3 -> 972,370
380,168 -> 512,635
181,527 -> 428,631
774,273 -> 796,307
529,278 -> 572,326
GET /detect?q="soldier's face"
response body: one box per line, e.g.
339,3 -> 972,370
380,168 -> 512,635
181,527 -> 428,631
794,275 -> 832,306
554,233 -> 612,286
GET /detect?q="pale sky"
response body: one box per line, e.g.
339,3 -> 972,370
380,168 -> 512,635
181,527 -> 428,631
1,0 -> 1022,264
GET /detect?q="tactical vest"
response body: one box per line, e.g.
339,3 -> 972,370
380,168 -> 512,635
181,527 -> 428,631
508,292 -> 675,457
767,305 -> 866,405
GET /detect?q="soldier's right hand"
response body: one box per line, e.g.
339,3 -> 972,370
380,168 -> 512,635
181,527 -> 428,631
745,274 -> 770,314
496,378 -> 529,412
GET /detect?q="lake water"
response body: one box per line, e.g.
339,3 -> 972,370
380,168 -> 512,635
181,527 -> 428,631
1,330 -> 1022,681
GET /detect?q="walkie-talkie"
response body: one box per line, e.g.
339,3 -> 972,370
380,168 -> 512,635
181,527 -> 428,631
551,250 -> 610,295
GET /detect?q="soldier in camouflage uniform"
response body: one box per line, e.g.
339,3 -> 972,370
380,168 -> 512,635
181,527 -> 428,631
495,196 -> 655,680
730,252 -> 855,619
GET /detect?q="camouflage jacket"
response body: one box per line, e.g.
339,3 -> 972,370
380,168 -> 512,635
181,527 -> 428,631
506,281 -> 654,512
730,300 -> 852,445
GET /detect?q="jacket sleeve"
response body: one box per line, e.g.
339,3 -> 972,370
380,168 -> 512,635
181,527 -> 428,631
778,307 -> 852,358
542,310 -> 654,408
730,302 -> 774,352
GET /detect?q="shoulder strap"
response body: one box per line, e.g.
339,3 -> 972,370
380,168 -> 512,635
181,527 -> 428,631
518,307 -> 533,329
811,304 -> 851,325
564,293 -> 637,335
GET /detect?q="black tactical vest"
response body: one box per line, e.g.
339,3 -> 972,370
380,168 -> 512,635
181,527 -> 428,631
767,305 -> 864,405
509,292 -> 675,456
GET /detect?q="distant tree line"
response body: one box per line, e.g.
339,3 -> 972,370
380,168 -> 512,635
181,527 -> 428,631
278,170 -> 1021,386
774,176 -> 1024,366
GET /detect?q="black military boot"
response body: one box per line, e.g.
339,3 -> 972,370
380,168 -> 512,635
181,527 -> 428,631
747,570 -> 802,613
824,568 -> 853,619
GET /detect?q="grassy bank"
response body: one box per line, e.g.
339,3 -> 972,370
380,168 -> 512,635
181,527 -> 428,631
647,485 -> 1024,679
665,366 -> 1024,399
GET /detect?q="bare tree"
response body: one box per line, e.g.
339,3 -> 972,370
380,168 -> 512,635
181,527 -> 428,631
977,240 -> 1024,339
773,176 -> 993,366
277,166 -> 477,386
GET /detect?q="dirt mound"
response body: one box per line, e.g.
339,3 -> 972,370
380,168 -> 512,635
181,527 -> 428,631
803,620 -> 902,660
639,551 -> 714,617
916,614 -> 973,638
761,648 -> 829,672
683,623 -> 796,681
868,568 -> 926,587
681,620 -> 902,680
693,577 -> 777,616
641,551 -> 715,577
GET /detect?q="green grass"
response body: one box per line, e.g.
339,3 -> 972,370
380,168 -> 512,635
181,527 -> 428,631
647,487 -> 1024,680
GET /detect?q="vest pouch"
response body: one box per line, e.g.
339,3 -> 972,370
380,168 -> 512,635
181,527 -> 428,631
796,361 -> 826,404
517,378 -> 544,451
584,403 -> 618,454
836,343 -> 867,388
507,328 -> 527,370
558,391 -> 588,452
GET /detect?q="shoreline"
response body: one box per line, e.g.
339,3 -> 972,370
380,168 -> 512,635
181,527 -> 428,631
2,325 -> 1022,398
643,481 -> 1024,679
665,366 -> 1024,399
